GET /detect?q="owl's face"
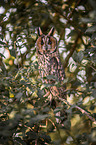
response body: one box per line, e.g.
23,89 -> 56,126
36,27 -> 57,56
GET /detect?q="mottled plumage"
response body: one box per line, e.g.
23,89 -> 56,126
36,27 -> 66,107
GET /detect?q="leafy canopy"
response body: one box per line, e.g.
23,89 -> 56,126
0,0 -> 96,144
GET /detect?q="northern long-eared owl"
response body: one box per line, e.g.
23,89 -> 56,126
36,27 -> 66,107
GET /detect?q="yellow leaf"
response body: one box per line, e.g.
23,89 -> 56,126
10,93 -> 14,98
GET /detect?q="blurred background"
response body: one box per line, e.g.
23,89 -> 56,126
0,0 -> 96,144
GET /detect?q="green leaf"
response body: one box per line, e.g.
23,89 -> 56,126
26,131 -> 37,140
33,114 -> 49,121
73,51 -> 84,62
15,92 -> 23,100
14,137 -> 27,145
0,53 -> 6,58
9,49 -> 16,58
29,114 -> 49,125
39,132 -> 51,143
86,25 -> 96,33
80,18 -> 95,23
92,89 -> 96,98
0,41 -> 7,46
91,33 -> 96,46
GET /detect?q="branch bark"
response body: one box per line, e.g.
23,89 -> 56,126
58,97 -> 96,124
63,32 -> 82,68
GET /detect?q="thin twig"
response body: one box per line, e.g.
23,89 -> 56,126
48,118 -> 56,129
90,65 -> 96,71
24,124 -> 33,131
48,118 -> 63,142
75,106 -> 96,123
58,97 -> 96,124
66,0 -> 81,24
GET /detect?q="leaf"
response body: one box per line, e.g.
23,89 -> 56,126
78,51 -> 84,62
29,114 -> 49,125
9,49 -> 16,58
0,34 -> 3,40
91,33 -> 96,45
80,18 -> 95,23
15,92 -> 23,100
54,107 -> 61,114
10,92 -> 14,98
92,89 -> 96,98
72,80 -> 81,88
73,51 -> 84,62
0,53 -> 6,58
0,41 -> 7,46
14,137 -> 27,145
39,132 -> 51,143
33,114 -> 49,121
20,80 -> 27,85
26,131 -> 37,140
86,25 -> 96,33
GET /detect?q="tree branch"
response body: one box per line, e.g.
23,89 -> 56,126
63,32 -> 82,68
58,97 -> 96,124
66,0 -> 82,24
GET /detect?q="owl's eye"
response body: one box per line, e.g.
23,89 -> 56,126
41,40 -> 44,45
48,40 -> 52,45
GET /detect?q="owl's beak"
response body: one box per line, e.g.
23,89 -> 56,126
43,46 -> 50,54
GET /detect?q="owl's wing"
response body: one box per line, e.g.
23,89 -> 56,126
49,56 -> 66,98
49,57 -> 65,83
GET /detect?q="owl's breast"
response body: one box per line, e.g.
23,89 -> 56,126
38,54 -> 65,85
38,55 -> 50,69
38,55 -> 50,82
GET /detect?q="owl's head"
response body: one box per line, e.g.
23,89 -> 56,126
36,27 -> 57,56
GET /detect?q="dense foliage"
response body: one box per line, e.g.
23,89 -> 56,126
0,0 -> 96,144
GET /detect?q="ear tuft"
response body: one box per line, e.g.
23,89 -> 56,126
37,27 -> 43,36
48,27 -> 55,36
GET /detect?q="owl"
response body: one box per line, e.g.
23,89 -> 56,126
36,27 -> 66,109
